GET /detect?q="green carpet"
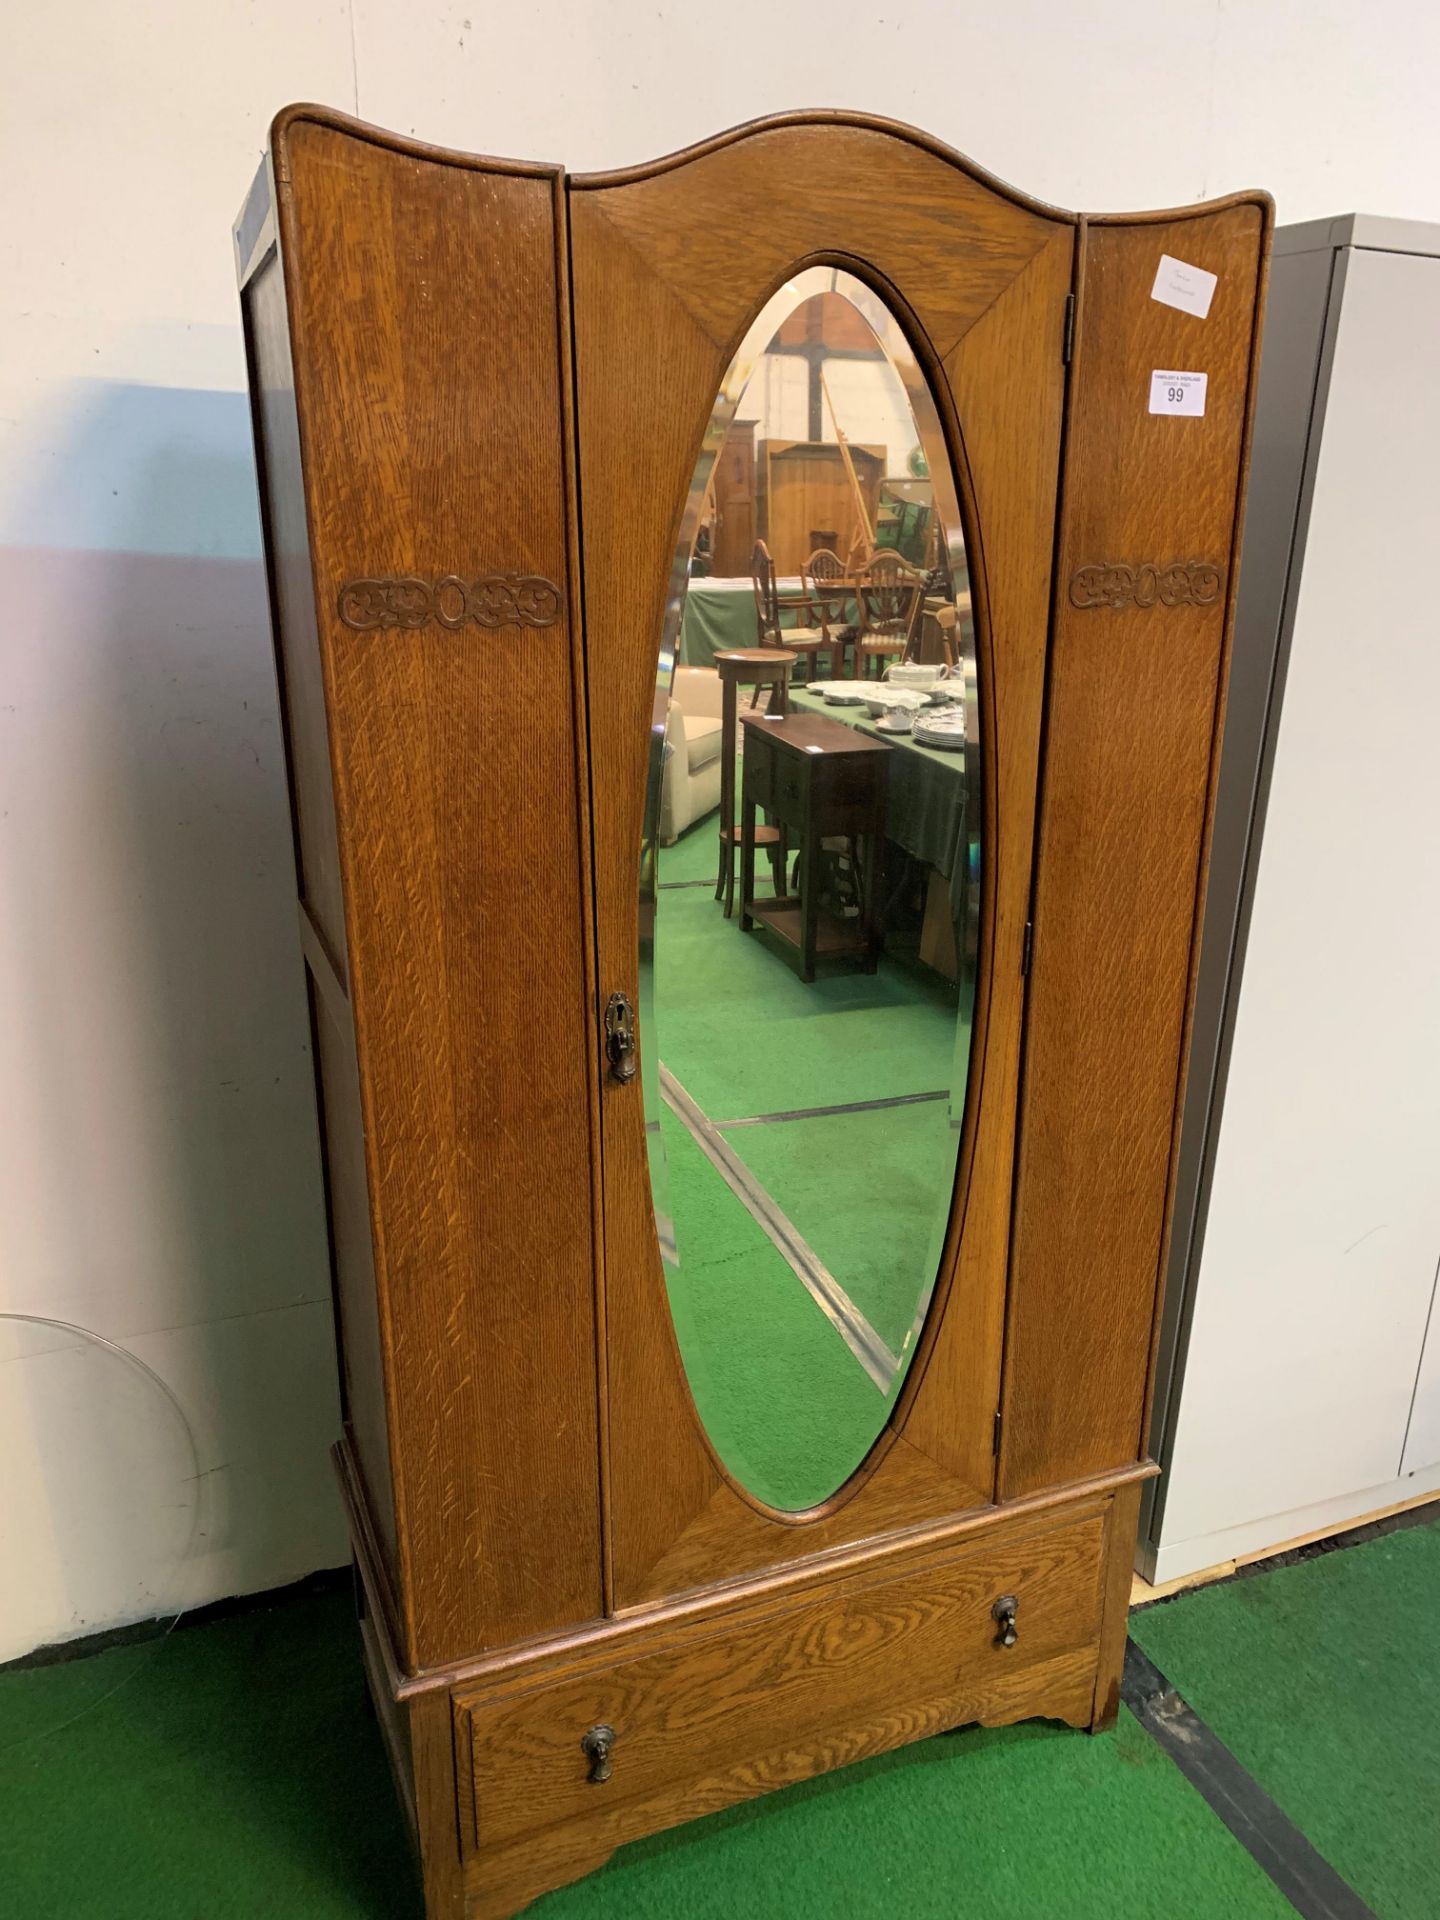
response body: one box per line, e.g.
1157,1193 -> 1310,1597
0,1584 -> 1292,1920
1130,1516 -> 1440,1920
0,1588 -> 421,1919
536,1711 -> 1293,1920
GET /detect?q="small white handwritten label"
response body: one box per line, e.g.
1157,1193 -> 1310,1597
1149,370 -> 1208,417
1152,253 -> 1218,319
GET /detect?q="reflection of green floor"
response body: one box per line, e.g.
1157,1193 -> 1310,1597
725,1101 -> 960,1357
1130,1515 -> 1440,1920
657,824 -> 956,1119
661,1111 -> 899,1512
660,818 -> 724,886
654,815 -> 962,1511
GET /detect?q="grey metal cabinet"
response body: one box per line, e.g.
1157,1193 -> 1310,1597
1141,216 -> 1440,1586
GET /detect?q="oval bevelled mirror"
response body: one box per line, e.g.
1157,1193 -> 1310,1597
639,267 -> 981,1514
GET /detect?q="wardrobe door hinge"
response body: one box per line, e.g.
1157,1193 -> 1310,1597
1021,920 -> 1033,976
1062,292 -> 1075,365
993,1408 -> 1002,1455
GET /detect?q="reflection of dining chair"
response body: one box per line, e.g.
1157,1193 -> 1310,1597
921,601 -> 960,671
751,539 -> 845,679
801,546 -> 857,675
712,647 -> 796,917
853,552 -> 924,678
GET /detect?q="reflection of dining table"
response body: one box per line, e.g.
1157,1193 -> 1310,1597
786,685 -> 971,951
738,709 -> 890,982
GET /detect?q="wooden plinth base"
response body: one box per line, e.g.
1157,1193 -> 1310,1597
342,1454 -> 1148,1919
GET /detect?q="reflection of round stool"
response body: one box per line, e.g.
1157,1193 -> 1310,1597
713,648 -> 797,917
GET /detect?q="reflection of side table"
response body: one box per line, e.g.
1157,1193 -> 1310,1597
713,648 -> 797,917
738,711 -> 890,981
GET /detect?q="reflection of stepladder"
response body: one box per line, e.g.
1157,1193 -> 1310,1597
820,367 -> 876,575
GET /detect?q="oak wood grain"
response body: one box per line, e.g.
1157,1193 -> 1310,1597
269,113 -> 604,1667
455,1504 -> 1105,1863
241,241 -> 349,970
1000,202 -> 1271,1498
241,200 -> 400,1564
351,1460 -> 1153,1704
409,1685 -> 466,1919
572,117 -> 1073,1610
311,988 -> 395,1564
358,1600 -> 418,1839
899,228 -> 1075,1485
577,122 -> 1061,360
241,104 -> 1266,1920
1091,1477 -> 1143,1731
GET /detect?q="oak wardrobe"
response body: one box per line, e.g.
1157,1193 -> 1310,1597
235,106 -> 1269,1919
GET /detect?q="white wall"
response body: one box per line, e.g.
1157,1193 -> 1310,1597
3,0 -> 1438,1661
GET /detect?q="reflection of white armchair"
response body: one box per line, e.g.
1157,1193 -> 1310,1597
659,666 -> 725,845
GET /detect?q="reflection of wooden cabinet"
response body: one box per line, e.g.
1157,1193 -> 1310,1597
709,418 -> 755,576
237,105 -> 1268,1920
759,436 -> 884,573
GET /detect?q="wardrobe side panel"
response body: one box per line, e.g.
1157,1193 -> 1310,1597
242,242 -> 398,1570
244,247 -> 349,967
277,119 -> 603,1667
1001,205 -> 1269,1498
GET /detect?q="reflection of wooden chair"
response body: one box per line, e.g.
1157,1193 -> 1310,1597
801,547 -> 857,675
919,601 -> 960,671
853,552 -> 924,677
712,647 -> 796,918
752,540 -> 845,679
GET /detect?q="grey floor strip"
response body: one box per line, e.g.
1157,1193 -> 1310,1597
716,1088 -> 949,1129
1122,1641 -> 1378,1920
658,1062 -> 900,1393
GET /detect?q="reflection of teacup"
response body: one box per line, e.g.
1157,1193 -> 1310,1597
885,662 -> 951,688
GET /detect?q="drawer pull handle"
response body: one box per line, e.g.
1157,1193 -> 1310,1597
991,1594 -> 1019,1649
580,1723 -> 616,1784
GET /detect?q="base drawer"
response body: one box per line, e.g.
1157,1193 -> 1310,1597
453,1504 -> 1106,1862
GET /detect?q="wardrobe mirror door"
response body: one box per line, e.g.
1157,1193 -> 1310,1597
638,267 -> 982,1515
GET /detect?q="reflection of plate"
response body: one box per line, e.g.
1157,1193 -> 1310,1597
808,681 -> 869,706
912,707 -> 968,751
861,687 -> 928,717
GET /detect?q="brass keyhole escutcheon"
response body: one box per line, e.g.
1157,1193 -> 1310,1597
580,1723 -> 616,1784
992,1594 -> 1019,1649
603,992 -> 637,1083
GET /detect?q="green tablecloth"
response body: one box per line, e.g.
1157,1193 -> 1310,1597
678,576 -> 856,668
679,578 -> 759,666
787,686 -> 971,928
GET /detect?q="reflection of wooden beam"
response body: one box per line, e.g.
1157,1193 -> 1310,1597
820,368 -> 874,559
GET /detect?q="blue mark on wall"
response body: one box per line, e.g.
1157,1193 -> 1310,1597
2,381 -> 263,561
